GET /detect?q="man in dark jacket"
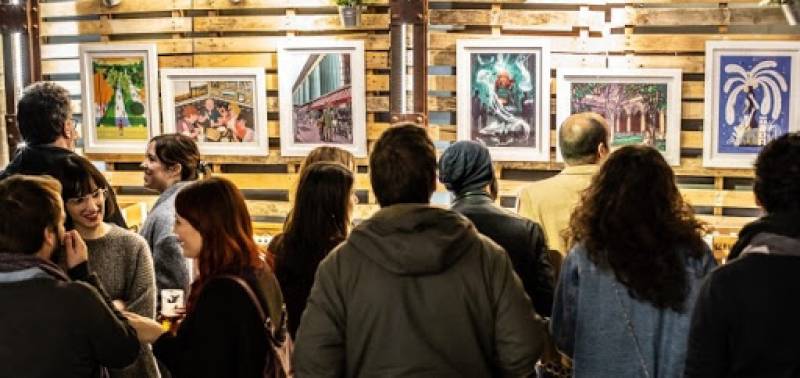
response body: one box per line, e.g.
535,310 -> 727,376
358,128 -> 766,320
439,140 -> 554,316
0,175 -> 140,377
685,133 -> 800,377
0,82 -> 126,228
294,123 -> 547,377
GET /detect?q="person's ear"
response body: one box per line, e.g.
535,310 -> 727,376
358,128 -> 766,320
37,227 -> 57,260
62,119 -> 73,139
169,164 -> 183,179
597,142 -> 609,159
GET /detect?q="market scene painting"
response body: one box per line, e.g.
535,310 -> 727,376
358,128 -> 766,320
170,80 -> 256,144
289,53 -> 354,145
468,52 -> 537,148
716,55 -> 791,154
90,56 -> 149,141
570,82 -> 669,152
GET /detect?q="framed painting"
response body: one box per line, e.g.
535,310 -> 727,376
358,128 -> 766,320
703,41 -> 800,168
160,68 -> 268,156
556,68 -> 683,166
277,39 -> 367,158
79,44 -> 159,153
456,39 -> 551,162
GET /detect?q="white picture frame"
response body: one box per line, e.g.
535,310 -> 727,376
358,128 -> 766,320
277,39 -> 367,158
556,68 -> 683,166
703,41 -> 800,168
79,44 -> 160,154
456,39 -> 551,162
160,68 -> 268,156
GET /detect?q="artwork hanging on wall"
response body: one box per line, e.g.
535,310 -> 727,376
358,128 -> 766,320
277,39 -> 367,157
556,69 -> 683,166
456,39 -> 551,162
703,41 -> 800,168
79,44 -> 160,153
160,68 -> 268,156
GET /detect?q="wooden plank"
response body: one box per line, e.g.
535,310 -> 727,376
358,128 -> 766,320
682,130 -> 702,149
194,14 -> 390,32
42,17 -> 193,37
41,0 -> 191,17
627,34 -> 800,53
192,51 -> 387,70
43,55 -> 191,75
41,40 -> 193,59
193,35 -> 390,52
682,188 -> 757,208
429,32 -> 627,53
429,10 -> 604,30
107,171 -> 372,191
193,0 -> 388,9
611,7 -> 786,27
607,55 -> 705,73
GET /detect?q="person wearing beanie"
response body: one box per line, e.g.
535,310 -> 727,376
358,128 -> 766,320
439,141 -> 554,316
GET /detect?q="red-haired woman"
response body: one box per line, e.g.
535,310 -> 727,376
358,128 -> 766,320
124,177 -> 285,377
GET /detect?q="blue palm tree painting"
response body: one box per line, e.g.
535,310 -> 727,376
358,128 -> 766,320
469,53 -> 537,147
717,55 -> 792,154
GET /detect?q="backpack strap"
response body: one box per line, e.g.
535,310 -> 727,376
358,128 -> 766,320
218,274 -> 286,344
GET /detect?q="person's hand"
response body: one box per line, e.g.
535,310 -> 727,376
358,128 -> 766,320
124,311 -> 166,344
63,230 -> 88,269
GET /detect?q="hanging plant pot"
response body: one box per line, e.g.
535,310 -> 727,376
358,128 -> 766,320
338,6 -> 361,28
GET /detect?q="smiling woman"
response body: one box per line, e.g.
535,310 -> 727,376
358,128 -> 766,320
51,154 -> 159,378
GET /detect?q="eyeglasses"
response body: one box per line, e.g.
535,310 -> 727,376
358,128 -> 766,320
66,188 -> 108,207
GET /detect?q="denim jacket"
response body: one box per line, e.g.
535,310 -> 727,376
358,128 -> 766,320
551,244 -> 716,378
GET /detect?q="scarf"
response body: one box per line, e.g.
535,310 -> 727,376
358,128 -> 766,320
728,212 -> 800,260
0,252 -> 70,281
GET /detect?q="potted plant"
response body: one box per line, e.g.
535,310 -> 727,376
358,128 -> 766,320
336,0 -> 362,28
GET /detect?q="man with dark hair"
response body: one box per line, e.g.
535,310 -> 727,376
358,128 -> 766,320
294,123 -> 547,377
0,81 -> 127,228
517,112 -> 609,255
0,175 -> 140,376
685,132 -> 800,377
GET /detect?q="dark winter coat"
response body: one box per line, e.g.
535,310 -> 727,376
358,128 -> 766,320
152,267 -> 284,378
293,204 -> 547,377
0,260 -> 140,378
450,193 -> 555,316
685,232 -> 800,378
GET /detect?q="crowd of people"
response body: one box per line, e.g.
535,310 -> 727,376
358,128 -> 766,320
1,81 -> 799,378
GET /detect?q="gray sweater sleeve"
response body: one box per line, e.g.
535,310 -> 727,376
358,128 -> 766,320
126,236 -> 156,318
150,214 -> 190,292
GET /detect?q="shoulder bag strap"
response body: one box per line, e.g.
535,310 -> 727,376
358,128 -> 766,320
613,283 -> 652,378
219,275 -> 283,344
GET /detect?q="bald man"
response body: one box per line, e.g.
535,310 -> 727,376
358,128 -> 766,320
517,112 -> 610,256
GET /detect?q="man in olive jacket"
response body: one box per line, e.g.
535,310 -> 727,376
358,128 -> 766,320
293,123 -> 547,377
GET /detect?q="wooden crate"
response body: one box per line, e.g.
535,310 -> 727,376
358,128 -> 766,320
36,0 -> 782,248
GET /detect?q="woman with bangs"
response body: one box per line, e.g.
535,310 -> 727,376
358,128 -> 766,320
124,177 -> 285,378
52,154 -> 158,378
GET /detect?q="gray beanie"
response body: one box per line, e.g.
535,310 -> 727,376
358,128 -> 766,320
438,141 -> 495,195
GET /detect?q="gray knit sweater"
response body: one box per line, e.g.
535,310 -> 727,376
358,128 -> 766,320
139,181 -> 191,294
85,224 -> 159,378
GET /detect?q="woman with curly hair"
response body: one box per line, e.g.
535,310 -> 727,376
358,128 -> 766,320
551,145 -> 716,377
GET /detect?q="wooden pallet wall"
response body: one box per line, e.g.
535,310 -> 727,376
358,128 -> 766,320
35,0 -> 795,242
0,37 -> 6,167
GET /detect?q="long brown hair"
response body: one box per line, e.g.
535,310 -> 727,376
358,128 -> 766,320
271,162 -> 353,276
567,145 -> 706,311
175,177 -> 263,311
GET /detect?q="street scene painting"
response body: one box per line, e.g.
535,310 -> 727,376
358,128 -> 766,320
556,69 -> 682,166
160,68 -> 268,156
703,41 -> 800,168
170,80 -> 256,144
570,82 -> 669,152
290,53 -> 354,145
278,39 -> 367,157
717,55 -> 791,154
80,44 -> 159,153
457,40 -> 550,162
